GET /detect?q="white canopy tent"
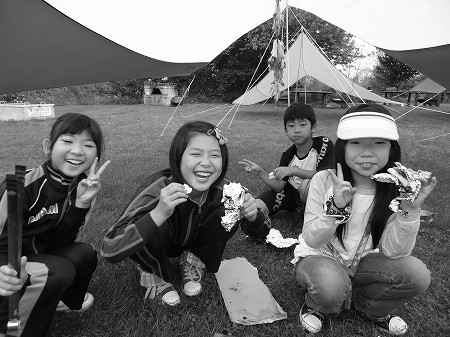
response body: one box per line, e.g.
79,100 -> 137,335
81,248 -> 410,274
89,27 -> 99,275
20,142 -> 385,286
233,31 -> 400,106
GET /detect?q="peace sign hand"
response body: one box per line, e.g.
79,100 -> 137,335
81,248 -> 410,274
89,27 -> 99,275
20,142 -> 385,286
76,157 -> 111,208
329,163 -> 357,209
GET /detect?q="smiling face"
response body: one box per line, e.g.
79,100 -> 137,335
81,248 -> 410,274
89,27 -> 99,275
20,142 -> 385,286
46,130 -> 98,177
345,138 -> 391,188
180,133 -> 222,195
285,118 -> 314,146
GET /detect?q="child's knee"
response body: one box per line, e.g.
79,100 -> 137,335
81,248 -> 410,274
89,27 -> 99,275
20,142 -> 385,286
409,258 -> 431,295
73,243 -> 98,275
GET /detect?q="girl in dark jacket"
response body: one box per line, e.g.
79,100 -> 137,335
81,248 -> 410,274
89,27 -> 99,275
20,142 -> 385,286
101,121 -> 270,307
0,113 -> 110,337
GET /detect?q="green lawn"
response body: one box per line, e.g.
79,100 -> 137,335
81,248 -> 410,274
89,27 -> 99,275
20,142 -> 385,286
1,103 -> 449,337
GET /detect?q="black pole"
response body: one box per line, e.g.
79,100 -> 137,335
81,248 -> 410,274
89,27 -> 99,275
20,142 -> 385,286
6,168 -> 24,333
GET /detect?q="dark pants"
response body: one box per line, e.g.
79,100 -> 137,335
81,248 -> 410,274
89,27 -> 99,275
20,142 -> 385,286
258,183 -> 303,215
131,210 -> 237,283
0,242 -> 97,337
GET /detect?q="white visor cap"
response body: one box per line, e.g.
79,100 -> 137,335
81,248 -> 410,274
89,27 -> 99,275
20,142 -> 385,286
337,111 -> 399,140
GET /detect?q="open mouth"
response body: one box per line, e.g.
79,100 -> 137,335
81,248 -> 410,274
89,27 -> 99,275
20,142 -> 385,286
194,171 -> 212,180
66,159 -> 84,166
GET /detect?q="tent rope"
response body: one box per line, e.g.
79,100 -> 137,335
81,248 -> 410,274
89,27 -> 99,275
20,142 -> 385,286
418,132 -> 450,142
159,75 -> 196,136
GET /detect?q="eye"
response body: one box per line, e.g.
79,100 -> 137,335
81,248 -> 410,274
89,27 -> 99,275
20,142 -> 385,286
85,144 -> 96,149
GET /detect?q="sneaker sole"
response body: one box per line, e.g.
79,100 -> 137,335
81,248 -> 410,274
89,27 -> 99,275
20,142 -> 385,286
183,288 -> 202,297
300,315 -> 322,334
163,298 -> 181,307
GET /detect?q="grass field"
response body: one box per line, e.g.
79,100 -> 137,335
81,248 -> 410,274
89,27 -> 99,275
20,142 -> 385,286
1,103 -> 449,337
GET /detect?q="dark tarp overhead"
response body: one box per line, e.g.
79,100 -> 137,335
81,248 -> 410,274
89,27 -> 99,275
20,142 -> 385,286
2,0 -> 450,95
0,0 -> 206,94
409,78 -> 447,93
381,45 -> 450,90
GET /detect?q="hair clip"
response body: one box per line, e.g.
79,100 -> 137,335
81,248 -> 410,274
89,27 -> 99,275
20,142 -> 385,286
207,127 -> 228,145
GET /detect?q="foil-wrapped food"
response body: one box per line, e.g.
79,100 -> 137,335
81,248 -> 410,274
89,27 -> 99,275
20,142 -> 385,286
221,182 -> 247,231
371,162 -> 432,214
183,183 -> 192,194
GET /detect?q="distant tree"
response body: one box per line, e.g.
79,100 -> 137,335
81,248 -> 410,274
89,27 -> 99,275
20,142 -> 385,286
372,52 -> 419,90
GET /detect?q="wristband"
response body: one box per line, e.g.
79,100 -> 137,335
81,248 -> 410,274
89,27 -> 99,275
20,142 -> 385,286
324,196 -> 351,225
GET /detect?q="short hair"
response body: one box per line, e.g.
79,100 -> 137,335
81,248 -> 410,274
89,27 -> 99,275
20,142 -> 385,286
283,103 -> 316,129
48,113 -> 104,159
169,121 -> 229,186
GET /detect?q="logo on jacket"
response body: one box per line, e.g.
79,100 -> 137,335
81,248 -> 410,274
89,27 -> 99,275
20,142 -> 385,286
28,203 -> 59,224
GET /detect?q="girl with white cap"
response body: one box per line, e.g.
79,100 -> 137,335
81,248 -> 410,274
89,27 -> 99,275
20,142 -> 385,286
291,104 -> 437,335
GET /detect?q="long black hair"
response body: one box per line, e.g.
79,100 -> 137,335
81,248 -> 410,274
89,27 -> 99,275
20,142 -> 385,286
335,104 -> 401,249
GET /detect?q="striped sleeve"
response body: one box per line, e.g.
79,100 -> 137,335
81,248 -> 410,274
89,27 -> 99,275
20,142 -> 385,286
101,175 -> 166,263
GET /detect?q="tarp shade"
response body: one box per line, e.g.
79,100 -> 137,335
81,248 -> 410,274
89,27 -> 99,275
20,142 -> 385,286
409,78 -> 447,93
233,32 -> 400,106
0,0 -> 208,94
2,0 -> 450,95
0,0 -> 274,94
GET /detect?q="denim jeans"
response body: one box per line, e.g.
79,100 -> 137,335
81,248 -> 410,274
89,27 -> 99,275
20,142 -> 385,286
295,253 -> 430,320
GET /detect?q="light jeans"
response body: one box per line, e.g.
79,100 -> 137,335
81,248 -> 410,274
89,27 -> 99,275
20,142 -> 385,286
295,252 -> 430,320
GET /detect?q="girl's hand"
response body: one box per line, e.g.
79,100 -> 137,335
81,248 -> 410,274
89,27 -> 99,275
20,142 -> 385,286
272,166 -> 291,180
0,256 -> 27,297
76,158 -> 111,208
329,163 -> 357,208
238,159 -> 263,176
240,193 -> 258,222
152,183 -> 188,222
401,176 -> 438,211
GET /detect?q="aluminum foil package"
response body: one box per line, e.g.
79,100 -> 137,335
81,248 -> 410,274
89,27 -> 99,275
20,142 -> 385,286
371,162 -> 432,214
221,182 -> 247,231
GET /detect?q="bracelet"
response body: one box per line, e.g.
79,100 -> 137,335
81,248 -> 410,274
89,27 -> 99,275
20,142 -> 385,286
331,195 -> 347,212
324,196 -> 351,225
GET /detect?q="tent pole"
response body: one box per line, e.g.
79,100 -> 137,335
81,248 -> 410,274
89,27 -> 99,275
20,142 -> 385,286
286,0 -> 290,106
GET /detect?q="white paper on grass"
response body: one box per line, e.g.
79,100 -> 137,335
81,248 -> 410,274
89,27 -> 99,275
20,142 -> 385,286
214,257 -> 287,325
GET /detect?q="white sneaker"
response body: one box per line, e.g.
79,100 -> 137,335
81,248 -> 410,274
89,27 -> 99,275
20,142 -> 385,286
375,315 -> 408,335
152,282 -> 181,307
56,292 -> 94,313
299,303 -> 324,334
181,261 -> 204,297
